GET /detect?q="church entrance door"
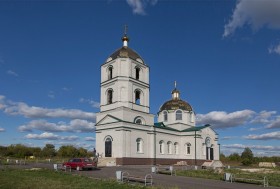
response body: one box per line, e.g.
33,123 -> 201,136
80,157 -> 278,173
210,148 -> 214,160
206,147 -> 214,160
105,138 -> 112,157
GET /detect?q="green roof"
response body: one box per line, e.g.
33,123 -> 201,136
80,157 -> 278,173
154,122 -> 179,131
154,122 -> 211,133
181,124 -> 210,132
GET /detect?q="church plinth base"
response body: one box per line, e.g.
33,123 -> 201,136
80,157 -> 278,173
116,158 -> 206,166
97,157 -> 116,167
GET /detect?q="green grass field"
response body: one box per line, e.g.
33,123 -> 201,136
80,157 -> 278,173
176,168 -> 280,187
0,168 -> 154,189
1,166 -> 279,188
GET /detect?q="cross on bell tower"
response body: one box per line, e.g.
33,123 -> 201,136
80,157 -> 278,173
122,25 -> 129,47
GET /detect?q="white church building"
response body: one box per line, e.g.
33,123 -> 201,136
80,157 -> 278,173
95,32 -> 220,165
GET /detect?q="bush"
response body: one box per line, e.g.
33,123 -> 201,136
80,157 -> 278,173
242,158 -> 252,166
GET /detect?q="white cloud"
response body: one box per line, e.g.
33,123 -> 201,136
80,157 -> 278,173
222,143 -> 280,151
0,95 -> 6,110
222,143 -> 246,150
221,136 -> 236,140
65,142 -> 94,150
248,127 -> 262,131
69,119 -> 96,132
126,0 -> 158,15
196,110 -> 255,129
268,43 -> 280,55
221,143 -> 280,156
0,95 -> 5,101
84,137 -> 95,141
18,119 -> 95,133
0,127 -> 5,132
250,110 -> 276,124
0,96 -> 95,121
245,131 -> 280,140
265,116 -> 280,129
224,0 -> 280,37
62,87 -> 71,91
7,70 -> 19,77
25,132 -> 59,140
60,135 -> 79,141
48,91 -> 55,99
25,132 -> 79,141
79,98 -> 100,108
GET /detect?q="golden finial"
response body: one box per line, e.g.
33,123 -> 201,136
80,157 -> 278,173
172,81 -> 180,100
122,25 -> 129,46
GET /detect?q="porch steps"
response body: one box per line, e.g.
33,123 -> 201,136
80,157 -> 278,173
97,157 -> 116,167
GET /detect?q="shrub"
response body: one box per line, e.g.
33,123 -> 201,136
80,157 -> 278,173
242,158 -> 252,166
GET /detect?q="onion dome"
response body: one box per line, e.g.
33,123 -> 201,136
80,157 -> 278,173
109,46 -> 144,63
159,82 -> 193,112
106,26 -> 144,64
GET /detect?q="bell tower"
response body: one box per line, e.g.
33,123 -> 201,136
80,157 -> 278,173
96,28 -> 154,125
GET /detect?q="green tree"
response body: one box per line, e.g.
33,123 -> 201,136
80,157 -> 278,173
41,144 -> 56,158
5,144 -> 33,158
57,145 -> 79,157
78,147 -> 88,157
32,147 -> 42,157
220,153 -> 226,162
241,147 -> 254,166
229,153 -> 241,161
0,146 -> 8,157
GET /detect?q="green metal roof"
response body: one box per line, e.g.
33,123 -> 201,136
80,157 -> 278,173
154,122 -> 211,133
181,124 -> 210,132
154,122 -> 179,132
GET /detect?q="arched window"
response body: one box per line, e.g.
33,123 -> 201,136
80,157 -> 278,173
163,111 -> 168,122
107,89 -> 113,104
136,138 -> 143,153
174,142 -> 179,155
167,141 -> 172,154
135,119 -> 142,125
176,110 -> 182,120
159,140 -> 164,154
104,136 -> 112,157
190,111 -> 195,123
134,116 -> 145,125
135,67 -> 140,80
135,90 -> 141,105
185,143 -> 191,155
108,66 -> 113,80
205,137 -> 211,148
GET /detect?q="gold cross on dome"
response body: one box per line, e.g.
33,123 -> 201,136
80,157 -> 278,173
124,25 -> 128,35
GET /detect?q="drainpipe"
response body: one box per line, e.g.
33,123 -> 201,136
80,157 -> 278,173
218,143 -> 220,161
153,126 -> 156,165
195,131 -> 197,166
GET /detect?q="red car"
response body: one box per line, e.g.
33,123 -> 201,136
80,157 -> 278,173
63,158 -> 97,171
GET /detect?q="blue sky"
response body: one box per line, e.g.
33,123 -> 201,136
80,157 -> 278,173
0,0 -> 279,156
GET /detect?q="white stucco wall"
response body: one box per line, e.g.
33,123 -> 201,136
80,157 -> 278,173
158,109 -> 196,128
96,121 -> 219,161
100,58 -> 150,113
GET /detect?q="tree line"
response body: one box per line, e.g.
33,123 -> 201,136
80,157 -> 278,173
0,144 -> 93,158
220,147 -> 280,165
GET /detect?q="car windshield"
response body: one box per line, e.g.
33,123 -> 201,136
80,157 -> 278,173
84,158 -> 93,163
